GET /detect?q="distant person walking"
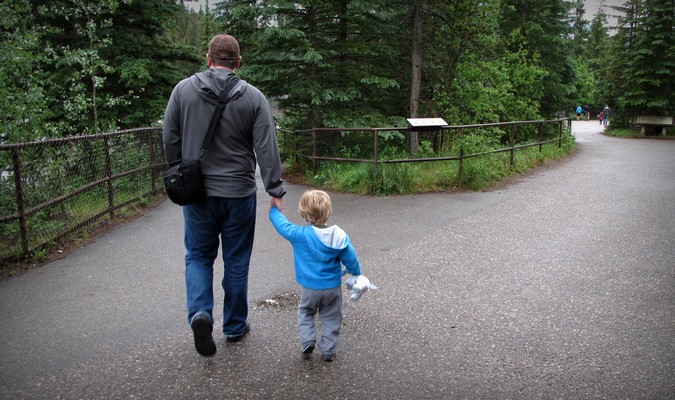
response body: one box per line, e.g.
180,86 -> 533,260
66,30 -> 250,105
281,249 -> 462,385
576,105 -> 583,120
603,105 -> 610,126
269,190 -> 363,362
163,34 -> 286,357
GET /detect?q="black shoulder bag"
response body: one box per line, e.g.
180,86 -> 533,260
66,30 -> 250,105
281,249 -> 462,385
163,78 -> 239,206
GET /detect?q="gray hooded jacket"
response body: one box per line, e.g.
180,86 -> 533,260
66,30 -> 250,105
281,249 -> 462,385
163,68 -> 284,198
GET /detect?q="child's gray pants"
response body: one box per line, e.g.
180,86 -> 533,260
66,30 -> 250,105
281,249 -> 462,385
298,287 -> 342,357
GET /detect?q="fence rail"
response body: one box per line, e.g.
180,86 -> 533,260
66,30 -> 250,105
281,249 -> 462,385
0,127 -> 165,265
289,119 -> 571,175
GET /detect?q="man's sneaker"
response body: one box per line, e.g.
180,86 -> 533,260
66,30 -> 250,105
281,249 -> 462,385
302,342 -> 315,359
191,315 -> 216,357
225,321 -> 250,342
322,354 -> 334,362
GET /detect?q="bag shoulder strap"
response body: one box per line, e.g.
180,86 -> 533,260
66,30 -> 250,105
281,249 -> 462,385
199,76 -> 240,159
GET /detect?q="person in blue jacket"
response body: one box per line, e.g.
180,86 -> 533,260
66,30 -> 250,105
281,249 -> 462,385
269,190 -> 362,361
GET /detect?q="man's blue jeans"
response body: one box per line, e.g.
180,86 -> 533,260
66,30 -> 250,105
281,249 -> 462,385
183,194 -> 256,336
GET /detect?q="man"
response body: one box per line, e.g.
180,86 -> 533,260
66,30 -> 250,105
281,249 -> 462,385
603,105 -> 610,126
163,34 -> 286,357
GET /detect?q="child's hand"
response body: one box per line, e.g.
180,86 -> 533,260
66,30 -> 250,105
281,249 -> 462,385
269,196 -> 285,213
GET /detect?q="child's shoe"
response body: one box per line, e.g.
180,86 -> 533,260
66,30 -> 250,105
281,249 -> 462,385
302,342 -> 315,359
322,354 -> 334,362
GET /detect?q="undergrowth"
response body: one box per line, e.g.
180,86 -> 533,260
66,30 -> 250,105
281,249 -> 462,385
605,127 -> 675,138
303,131 -> 576,195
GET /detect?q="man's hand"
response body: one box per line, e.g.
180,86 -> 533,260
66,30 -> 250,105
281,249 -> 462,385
269,196 -> 285,213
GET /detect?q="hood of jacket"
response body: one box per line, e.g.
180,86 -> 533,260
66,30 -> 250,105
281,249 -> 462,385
193,68 -> 247,103
303,225 -> 349,263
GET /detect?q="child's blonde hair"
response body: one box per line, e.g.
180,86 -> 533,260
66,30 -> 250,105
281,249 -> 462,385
299,190 -> 332,225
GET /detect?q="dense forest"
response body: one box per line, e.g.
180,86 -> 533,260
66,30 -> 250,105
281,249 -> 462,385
1,0 -> 673,144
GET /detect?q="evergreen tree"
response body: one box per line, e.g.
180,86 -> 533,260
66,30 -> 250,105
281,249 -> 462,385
34,0 -> 120,135
572,1 -> 604,115
585,4 -> 612,113
214,0 -> 406,130
570,0 -> 590,56
199,1 -> 217,52
32,0 -> 199,135
587,5 -> 611,61
617,0 -> 674,118
102,0 -> 201,128
7,0 -> 664,143
422,0 -> 544,128
499,0 -> 577,117
0,0 -> 48,143
604,0 -> 642,126
167,1 -> 203,49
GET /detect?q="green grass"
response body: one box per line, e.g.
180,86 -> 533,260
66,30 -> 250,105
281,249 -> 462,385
606,127 -> 675,138
606,128 -> 643,138
306,133 -> 576,195
1,178 -> 163,269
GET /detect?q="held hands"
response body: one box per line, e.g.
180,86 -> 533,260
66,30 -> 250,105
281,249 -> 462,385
269,196 -> 285,213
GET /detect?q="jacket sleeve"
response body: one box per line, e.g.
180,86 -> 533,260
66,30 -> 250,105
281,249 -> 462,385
340,237 -> 362,276
162,85 -> 182,165
250,88 -> 285,198
269,207 -> 300,242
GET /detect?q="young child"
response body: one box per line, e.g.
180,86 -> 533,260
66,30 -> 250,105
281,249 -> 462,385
269,190 -> 362,361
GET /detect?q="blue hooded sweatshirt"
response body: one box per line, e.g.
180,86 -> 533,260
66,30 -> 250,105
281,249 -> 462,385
269,207 -> 361,290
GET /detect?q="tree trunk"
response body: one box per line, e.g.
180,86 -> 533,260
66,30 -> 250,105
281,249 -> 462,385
410,0 -> 423,154
308,5 -> 322,128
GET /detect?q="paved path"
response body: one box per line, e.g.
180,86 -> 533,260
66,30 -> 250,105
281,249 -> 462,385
1,122 -> 673,399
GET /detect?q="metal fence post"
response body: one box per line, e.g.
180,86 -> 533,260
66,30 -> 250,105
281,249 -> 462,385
148,131 -> 157,192
458,147 -> 464,182
373,129 -> 379,166
11,148 -> 29,258
312,129 -> 317,175
458,127 -> 465,183
510,124 -> 516,166
103,136 -> 115,218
